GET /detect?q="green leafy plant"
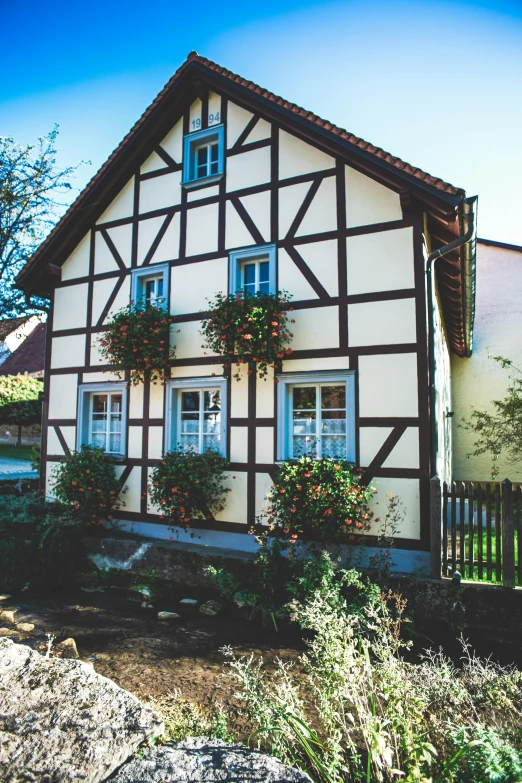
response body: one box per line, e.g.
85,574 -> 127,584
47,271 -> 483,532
206,566 -> 241,601
226,564 -> 522,783
462,355 -> 522,478
98,300 -> 175,385
0,127 -> 84,318
147,692 -> 233,744
0,494 -> 86,591
262,456 -> 375,545
444,723 -> 522,782
0,373 -> 43,447
200,290 -> 294,380
51,445 -> 123,525
31,443 -> 41,472
148,448 -> 230,531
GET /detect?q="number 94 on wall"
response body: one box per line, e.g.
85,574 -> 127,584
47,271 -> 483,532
191,112 -> 220,131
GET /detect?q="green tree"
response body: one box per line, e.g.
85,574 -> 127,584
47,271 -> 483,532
0,373 -> 43,447
462,356 -> 522,477
0,127 -> 83,317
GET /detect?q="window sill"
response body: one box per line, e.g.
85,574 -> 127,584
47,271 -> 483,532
181,173 -> 224,190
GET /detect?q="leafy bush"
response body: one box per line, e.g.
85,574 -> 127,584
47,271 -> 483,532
98,300 -> 175,385
201,290 -> 294,379
225,558 -> 522,783
0,494 -> 86,591
0,373 -> 43,445
147,692 -> 233,744
263,456 -> 375,544
447,724 -> 522,783
31,443 -> 41,472
148,448 -> 230,531
51,445 -> 122,525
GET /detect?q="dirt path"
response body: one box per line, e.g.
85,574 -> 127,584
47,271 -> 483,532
8,587 -> 305,735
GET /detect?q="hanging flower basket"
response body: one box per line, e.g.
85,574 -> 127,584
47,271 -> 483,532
98,301 -> 175,385
201,291 -> 294,380
148,448 -> 231,531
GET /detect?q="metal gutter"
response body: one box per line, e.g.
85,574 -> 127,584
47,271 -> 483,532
426,194 -> 478,473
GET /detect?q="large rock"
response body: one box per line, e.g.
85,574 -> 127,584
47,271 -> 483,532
109,738 -> 312,782
0,639 -> 163,783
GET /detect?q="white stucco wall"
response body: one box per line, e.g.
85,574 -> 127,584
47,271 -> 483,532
452,241 -> 522,481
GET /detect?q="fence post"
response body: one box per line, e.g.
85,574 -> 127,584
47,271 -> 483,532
502,479 -> 515,588
430,476 -> 442,579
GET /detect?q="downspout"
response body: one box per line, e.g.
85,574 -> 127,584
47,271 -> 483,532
426,194 -> 478,474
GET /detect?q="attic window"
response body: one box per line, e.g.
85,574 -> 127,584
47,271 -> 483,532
182,125 -> 224,189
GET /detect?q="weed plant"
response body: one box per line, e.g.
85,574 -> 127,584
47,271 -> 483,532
224,555 -> 522,783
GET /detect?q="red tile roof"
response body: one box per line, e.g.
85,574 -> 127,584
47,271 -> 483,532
17,51 -> 465,291
0,323 -> 46,378
189,53 -> 464,197
0,317 -> 32,342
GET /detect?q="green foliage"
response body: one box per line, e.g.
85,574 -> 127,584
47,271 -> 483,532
206,566 -> 241,601
148,448 -> 230,531
447,724 -> 522,783
147,693 -> 233,744
98,300 -> 175,385
462,355 -> 522,477
0,373 -> 43,426
31,443 -> 41,471
225,559 -> 522,783
263,456 -> 375,544
0,494 -> 85,591
51,445 -> 122,525
0,127 -> 83,317
201,290 -> 294,379
0,126 -> 81,318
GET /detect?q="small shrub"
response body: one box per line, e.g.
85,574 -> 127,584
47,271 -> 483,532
447,723 -> 522,783
0,494 -> 86,591
262,456 -> 375,544
148,448 -> 230,531
52,445 -> 122,525
206,566 -> 241,601
201,290 -> 294,379
31,443 -> 41,472
225,566 -> 522,783
98,300 -> 175,385
147,692 -> 233,744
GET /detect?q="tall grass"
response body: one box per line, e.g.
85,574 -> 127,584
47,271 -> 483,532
225,556 -> 522,783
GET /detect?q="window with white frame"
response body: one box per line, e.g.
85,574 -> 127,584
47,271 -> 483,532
182,125 -> 225,189
276,372 -> 355,461
77,383 -> 128,456
229,245 -> 276,296
166,377 -> 227,456
131,264 -> 169,308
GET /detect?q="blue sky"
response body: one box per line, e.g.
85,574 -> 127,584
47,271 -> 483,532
2,0 -> 522,243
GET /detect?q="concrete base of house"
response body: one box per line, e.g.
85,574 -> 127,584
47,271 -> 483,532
101,519 -> 430,576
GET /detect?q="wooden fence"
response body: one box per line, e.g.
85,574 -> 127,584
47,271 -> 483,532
430,477 -> 522,588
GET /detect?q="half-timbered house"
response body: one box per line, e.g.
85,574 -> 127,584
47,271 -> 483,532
17,53 -> 478,571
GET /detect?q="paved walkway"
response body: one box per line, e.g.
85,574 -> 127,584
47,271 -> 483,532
0,457 -> 39,480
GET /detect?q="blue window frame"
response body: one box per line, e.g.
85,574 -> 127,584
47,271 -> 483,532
131,263 -> 170,310
165,376 -> 228,456
77,382 -> 128,457
182,125 -> 225,189
276,372 -> 356,462
229,245 -> 277,296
